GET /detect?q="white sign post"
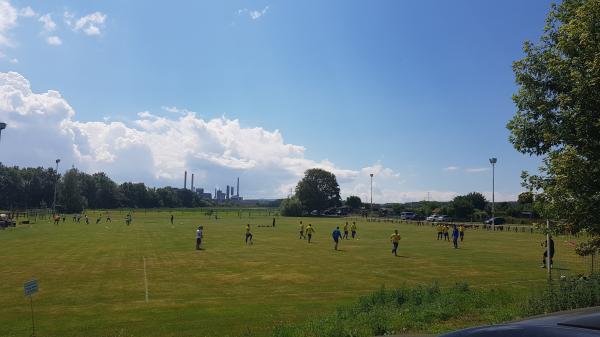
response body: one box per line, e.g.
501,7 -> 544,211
24,279 -> 38,337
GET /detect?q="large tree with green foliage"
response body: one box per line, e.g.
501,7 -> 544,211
507,0 -> 600,234
295,168 -> 341,212
345,196 -> 362,210
59,168 -> 86,213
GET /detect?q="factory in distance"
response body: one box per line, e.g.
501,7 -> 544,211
183,171 -> 243,203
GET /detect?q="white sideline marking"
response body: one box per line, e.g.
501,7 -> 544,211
143,256 -> 149,303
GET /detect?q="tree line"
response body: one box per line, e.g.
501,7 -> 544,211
0,164 -> 213,213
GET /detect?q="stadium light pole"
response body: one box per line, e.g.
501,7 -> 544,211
0,122 -> 6,144
52,159 -> 60,214
370,173 -> 374,211
489,157 -> 497,230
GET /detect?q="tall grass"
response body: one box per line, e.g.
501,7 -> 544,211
270,275 -> 600,337
271,282 -> 516,337
523,273 -> 600,316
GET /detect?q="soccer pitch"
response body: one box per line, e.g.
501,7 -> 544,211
0,211 -> 586,337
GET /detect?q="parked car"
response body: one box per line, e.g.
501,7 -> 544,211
484,217 -> 506,225
440,306 -> 600,337
435,215 -> 452,222
310,210 -> 319,216
426,214 -> 438,221
0,213 -> 16,229
400,212 -> 417,220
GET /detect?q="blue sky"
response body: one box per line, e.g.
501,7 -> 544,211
0,0 -> 552,202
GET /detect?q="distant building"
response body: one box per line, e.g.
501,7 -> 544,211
195,188 -> 212,200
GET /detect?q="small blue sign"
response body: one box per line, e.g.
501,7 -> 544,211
24,279 -> 38,296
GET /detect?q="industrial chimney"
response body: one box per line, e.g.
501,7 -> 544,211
191,173 -> 194,191
237,177 -> 240,197
184,171 -> 187,189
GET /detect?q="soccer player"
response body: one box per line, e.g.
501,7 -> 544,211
437,224 -> 443,240
85,214 -> 90,225
452,225 -> 459,249
542,235 -> 555,268
390,230 -> 401,256
125,213 -> 132,226
443,224 -> 449,241
196,225 -> 203,250
272,217 -> 276,227
96,216 -> 101,224
343,222 -> 349,240
298,221 -> 305,239
106,213 -> 112,223
170,214 -> 174,225
53,214 -> 60,225
351,222 -> 358,239
332,226 -> 343,250
459,224 -> 465,241
305,224 -> 315,243
245,224 -> 253,245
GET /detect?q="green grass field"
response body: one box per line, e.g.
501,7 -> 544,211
0,211 -> 587,337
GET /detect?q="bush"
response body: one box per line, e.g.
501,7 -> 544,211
280,197 -> 303,217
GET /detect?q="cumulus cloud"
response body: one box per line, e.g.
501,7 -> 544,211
18,6 -> 35,18
66,11 -> 106,36
0,0 -> 17,46
38,13 -> 56,32
46,35 -> 61,45
0,71 -> 496,202
237,5 -> 269,20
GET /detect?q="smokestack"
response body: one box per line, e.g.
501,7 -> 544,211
237,177 -> 240,197
191,174 -> 194,191
184,171 -> 187,189
215,188 -> 217,200
231,187 -> 235,196
226,185 -> 230,199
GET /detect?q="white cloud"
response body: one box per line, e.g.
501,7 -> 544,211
465,167 -> 489,173
18,6 -> 35,18
0,71 -> 515,202
38,13 -> 56,32
161,106 -> 188,115
46,35 -> 61,45
237,5 -> 269,20
443,166 -> 459,171
67,11 -> 106,36
0,0 -> 17,46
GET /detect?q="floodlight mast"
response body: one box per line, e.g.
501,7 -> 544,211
489,157 -> 497,230
370,173 -> 374,212
52,159 -> 61,213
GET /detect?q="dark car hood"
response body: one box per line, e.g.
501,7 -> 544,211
440,307 -> 600,337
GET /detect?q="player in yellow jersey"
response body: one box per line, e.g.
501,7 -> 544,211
245,224 -> 253,245
305,224 -> 315,243
343,222 -> 349,239
390,230 -> 401,256
437,224 -> 443,240
443,224 -> 450,241
351,222 -> 358,239
299,221 -> 305,239
459,224 -> 465,241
